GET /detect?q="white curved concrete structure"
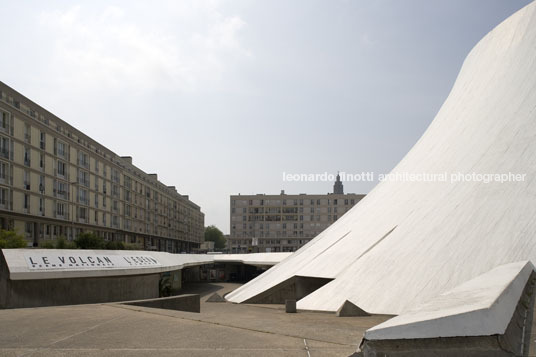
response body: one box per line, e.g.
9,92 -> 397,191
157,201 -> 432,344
227,2 -> 536,315
365,261 -> 534,340
1,249 -> 289,280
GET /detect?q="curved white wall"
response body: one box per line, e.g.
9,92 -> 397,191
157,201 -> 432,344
227,2 -> 536,315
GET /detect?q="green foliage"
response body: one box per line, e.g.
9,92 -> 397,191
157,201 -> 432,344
0,230 -> 28,248
204,225 -> 226,249
124,243 -> 142,251
40,240 -> 55,249
55,236 -> 76,249
74,232 -> 105,249
105,240 -> 125,250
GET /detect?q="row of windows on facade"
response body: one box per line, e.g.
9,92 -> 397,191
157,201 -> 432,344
232,198 -> 356,206
232,231 -> 319,238
230,239 -> 312,245
0,185 -> 188,232
237,215 -> 339,222
1,96 -> 126,166
1,108 -> 201,219
0,161 -> 193,223
232,222 -> 331,230
232,206 -> 346,214
0,126 -> 180,205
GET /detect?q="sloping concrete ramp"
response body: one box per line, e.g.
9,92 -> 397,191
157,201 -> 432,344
358,261 -> 536,356
206,293 -> 226,302
227,2 -> 536,315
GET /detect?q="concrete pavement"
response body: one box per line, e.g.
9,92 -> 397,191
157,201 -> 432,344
0,283 -> 390,357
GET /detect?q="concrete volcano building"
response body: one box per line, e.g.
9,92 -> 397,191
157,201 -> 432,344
227,0 -> 536,321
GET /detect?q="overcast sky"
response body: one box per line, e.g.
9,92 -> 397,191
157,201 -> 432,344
0,0 -> 532,233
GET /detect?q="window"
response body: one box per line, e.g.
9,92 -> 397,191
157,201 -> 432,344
24,171 -> 30,190
56,141 -> 67,158
124,175 -> 131,189
57,160 -> 66,177
39,175 -> 45,193
79,207 -> 87,220
0,161 -> 7,182
0,136 -> 9,158
24,147 -> 30,166
78,188 -> 88,205
112,184 -> 119,198
78,169 -> 89,187
24,124 -> 30,143
40,131 -> 46,150
0,187 -> 8,207
24,194 -> 29,209
0,111 -> 9,133
39,153 -> 44,170
55,181 -> 68,200
111,168 -> 119,183
78,151 -> 89,169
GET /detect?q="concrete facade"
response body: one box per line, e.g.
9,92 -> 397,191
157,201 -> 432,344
229,185 -> 365,253
0,81 -> 204,252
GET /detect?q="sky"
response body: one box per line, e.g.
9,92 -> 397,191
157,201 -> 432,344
0,0 -> 532,233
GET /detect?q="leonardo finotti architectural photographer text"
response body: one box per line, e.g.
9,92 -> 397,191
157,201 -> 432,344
282,171 -> 526,184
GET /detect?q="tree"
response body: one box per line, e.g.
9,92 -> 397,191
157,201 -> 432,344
204,225 -> 226,249
0,230 -> 27,248
74,232 -> 105,249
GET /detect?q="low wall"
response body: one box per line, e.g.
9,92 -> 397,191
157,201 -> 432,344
123,294 -> 200,313
0,257 -> 159,309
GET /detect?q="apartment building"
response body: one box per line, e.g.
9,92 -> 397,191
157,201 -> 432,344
0,81 -> 204,252
229,175 -> 365,253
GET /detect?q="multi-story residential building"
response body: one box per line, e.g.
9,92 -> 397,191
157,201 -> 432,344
229,175 -> 365,253
0,82 -> 204,252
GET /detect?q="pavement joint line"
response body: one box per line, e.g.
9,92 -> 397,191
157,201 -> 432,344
17,314 -> 125,357
106,303 -> 355,347
303,338 -> 311,357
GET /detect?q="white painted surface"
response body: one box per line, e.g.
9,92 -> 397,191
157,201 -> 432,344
2,249 -> 289,280
226,2 -> 536,315
365,261 -> 534,340
214,253 -> 292,266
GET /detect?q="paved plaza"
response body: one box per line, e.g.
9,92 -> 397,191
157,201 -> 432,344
0,283 -> 390,357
